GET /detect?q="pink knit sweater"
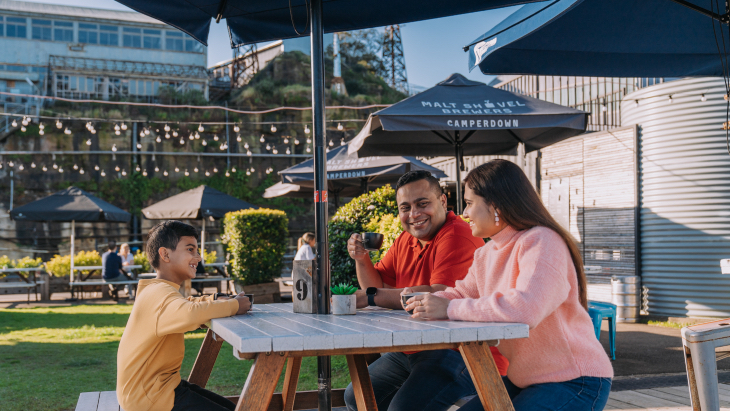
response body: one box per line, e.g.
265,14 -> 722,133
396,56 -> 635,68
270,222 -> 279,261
434,225 -> 613,388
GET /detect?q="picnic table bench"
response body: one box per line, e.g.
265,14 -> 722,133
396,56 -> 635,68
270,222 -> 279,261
0,267 -> 46,302
76,303 -> 528,411
70,265 -> 143,299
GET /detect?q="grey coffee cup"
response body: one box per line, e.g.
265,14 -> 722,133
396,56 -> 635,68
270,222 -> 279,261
361,232 -> 384,251
401,292 -> 430,314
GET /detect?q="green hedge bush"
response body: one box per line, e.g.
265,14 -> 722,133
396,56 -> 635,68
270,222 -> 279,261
328,185 -> 398,285
222,208 -> 289,285
364,213 -> 403,265
45,250 -> 101,277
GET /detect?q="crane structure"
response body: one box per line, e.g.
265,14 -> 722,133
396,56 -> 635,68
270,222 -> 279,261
231,43 -> 259,88
382,25 -> 408,94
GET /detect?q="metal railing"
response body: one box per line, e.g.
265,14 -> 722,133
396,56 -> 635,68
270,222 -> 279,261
48,55 -> 208,79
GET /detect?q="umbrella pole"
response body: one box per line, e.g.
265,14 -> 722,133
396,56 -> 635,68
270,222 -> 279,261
70,220 -> 75,295
201,218 -> 206,257
310,0 -> 332,408
454,132 -> 464,215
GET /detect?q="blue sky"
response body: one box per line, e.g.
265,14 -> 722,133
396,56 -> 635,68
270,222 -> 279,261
24,0 -> 518,88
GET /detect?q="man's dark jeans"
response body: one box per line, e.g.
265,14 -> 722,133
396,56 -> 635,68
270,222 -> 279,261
344,349 -> 476,411
171,380 -> 235,411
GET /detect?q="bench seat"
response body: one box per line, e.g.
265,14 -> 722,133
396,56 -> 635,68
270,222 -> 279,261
70,280 -> 139,287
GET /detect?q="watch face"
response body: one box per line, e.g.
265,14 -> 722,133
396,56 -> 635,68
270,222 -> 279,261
366,287 -> 377,295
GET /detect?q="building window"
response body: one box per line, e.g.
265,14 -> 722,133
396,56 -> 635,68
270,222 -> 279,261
100,25 -> 118,46
6,17 -> 26,38
31,66 -> 47,74
185,36 -> 203,53
0,16 -> 3,37
166,31 -> 183,51
32,19 -> 51,40
123,27 -> 141,48
54,20 -> 73,42
78,23 -> 97,44
143,29 -> 161,49
7,65 -> 28,73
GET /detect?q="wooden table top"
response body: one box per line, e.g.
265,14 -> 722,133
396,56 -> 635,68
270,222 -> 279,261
209,303 -> 529,354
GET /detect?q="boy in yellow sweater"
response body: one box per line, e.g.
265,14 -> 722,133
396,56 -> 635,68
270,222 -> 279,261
117,220 -> 251,411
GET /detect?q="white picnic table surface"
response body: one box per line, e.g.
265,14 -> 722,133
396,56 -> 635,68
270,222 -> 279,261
0,267 -> 44,273
210,302 -> 528,354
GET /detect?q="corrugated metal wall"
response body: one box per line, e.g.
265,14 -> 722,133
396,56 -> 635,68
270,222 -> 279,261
539,126 -> 638,301
623,77 -> 730,317
422,150 -> 540,190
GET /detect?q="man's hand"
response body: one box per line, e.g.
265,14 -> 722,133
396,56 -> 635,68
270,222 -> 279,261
400,287 -> 415,310
355,289 -> 369,308
233,293 -> 252,315
406,293 -> 450,320
347,233 -> 371,263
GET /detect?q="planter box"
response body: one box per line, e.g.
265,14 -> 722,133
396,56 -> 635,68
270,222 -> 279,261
236,281 -> 281,304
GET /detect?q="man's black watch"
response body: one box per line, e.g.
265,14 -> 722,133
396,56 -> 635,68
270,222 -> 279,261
366,287 -> 378,307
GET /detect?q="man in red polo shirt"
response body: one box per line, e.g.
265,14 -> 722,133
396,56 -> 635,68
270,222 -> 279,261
343,170 -> 507,411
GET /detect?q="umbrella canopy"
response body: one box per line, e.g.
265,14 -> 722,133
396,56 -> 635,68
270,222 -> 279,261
10,186 -> 131,222
263,182 -> 309,199
349,73 -> 587,156
113,0 -> 540,46
466,0 -> 725,77
141,185 -> 257,220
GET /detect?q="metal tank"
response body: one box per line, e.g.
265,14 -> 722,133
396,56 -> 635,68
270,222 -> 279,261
622,77 -> 730,317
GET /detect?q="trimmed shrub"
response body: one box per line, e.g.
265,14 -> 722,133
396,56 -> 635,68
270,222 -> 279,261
328,185 -> 397,285
0,255 -> 12,270
133,249 -> 151,273
222,208 -> 289,286
364,213 -> 403,265
45,250 -> 101,277
13,256 -> 43,269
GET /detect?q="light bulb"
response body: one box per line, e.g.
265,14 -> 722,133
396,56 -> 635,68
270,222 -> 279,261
234,125 -> 240,132
306,146 -> 311,153
329,140 -> 334,147
195,132 -> 200,139
180,138 -> 185,144
165,133 -> 170,139
304,125 -> 310,134
284,137 -> 289,144
100,170 -> 106,176
198,124 -> 204,132
115,166 -> 120,172
39,129 -> 44,135
121,123 -> 127,130
94,165 -> 99,171
213,167 -> 218,173
140,131 -> 145,138
164,124 -> 170,132
115,130 -> 120,135
114,124 -> 120,131
135,164 -> 141,172
231,167 -> 236,172
42,165 -> 47,171
31,162 -> 36,168
213,135 -> 219,141
18,164 -> 24,170
194,167 -> 199,172
272,148 -> 278,154
0,163 -> 4,169
246,170 -> 251,176
90,128 -> 96,134
79,168 -> 85,174
73,164 -> 78,170
306,137 -> 311,144
220,144 -> 226,151
112,144 -> 117,152
701,94 -> 707,102
286,148 -> 291,154
244,142 -> 249,149
156,136 -> 162,143
173,131 -> 178,137
341,139 -> 346,146
250,167 -> 255,172
122,170 -> 127,176
246,150 -> 252,156
260,135 -> 265,143
163,170 -> 168,176
64,128 -> 71,135
271,124 -> 277,133
11,120 -> 17,127
202,140 -> 207,146
142,170 -> 148,176
56,120 -> 62,129
237,135 -> 242,142
294,138 -> 299,145
22,118 -> 28,126
137,143 -> 142,149
59,167 -> 64,173
175,167 -> 180,172
337,123 -> 343,131
20,126 -> 26,132
266,144 -> 271,150
668,95 -> 673,103
225,171 -> 230,177
189,133 -> 194,140
39,123 -> 45,130
205,171 -> 210,176
155,166 -> 159,172
53,163 -> 58,169
185,170 -> 189,176
8,161 -> 13,167
144,128 -> 150,135
634,100 -> 639,107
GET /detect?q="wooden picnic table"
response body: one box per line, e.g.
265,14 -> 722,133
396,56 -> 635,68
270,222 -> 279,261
70,265 -> 143,299
188,303 -> 529,411
0,267 -> 46,302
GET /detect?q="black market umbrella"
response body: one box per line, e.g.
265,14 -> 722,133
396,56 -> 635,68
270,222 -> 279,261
349,73 -> 588,213
9,186 -> 131,281
142,185 -> 257,254
466,0 -> 727,77
266,145 -> 447,206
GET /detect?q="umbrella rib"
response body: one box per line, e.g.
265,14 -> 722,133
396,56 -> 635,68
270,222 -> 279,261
507,129 -> 524,143
431,130 -> 455,145
461,130 -> 477,144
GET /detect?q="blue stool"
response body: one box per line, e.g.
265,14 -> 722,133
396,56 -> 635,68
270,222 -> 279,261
588,301 -> 616,360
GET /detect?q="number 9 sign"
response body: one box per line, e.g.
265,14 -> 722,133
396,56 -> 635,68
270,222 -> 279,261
295,279 -> 308,301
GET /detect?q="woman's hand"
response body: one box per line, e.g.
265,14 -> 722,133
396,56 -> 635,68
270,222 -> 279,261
406,293 -> 450,320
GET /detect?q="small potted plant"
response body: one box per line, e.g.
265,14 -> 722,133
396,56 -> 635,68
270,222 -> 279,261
330,283 -> 358,315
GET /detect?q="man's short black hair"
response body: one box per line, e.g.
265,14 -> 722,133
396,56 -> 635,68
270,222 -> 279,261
107,240 -> 117,251
146,220 -> 199,270
396,170 -> 443,197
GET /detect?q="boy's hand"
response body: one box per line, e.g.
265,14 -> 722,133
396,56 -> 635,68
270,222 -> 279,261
234,293 -> 252,315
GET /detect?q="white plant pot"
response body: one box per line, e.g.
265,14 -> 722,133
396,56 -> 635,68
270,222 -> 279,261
331,294 -> 356,315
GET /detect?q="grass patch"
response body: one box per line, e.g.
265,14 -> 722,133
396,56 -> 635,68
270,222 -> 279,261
647,320 -> 693,329
0,305 -> 352,411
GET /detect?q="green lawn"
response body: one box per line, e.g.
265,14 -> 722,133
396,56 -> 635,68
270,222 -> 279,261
0,305 -> 353,411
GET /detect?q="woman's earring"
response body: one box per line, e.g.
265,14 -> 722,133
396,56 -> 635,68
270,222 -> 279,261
494,211 -> 500,226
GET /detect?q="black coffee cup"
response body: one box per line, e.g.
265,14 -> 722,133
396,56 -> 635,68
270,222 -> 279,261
401,292 -> 430,314
361,232 -> 384,251
244,294 -> 254,304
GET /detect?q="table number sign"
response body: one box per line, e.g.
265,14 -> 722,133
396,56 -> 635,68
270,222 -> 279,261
292,260 -> 318,313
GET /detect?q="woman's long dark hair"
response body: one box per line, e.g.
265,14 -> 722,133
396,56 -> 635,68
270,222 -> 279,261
464,159 -> 588,310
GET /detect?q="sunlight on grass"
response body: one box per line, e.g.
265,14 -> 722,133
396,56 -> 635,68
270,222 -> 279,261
647,320 -> 692,329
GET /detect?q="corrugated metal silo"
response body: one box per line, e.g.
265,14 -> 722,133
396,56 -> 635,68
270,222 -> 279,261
622,77 -> 730,317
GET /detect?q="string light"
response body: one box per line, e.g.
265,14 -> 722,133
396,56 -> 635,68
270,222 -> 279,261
294,138 -> 300,145
260,135 -> 265,143
154,166 -> 160,172
271,124 -> 277,133
194,132 -> 200,139
266,144 -> 271,150
156,136 -> 162,143
701,94 -> 707,102
213,167 -> 218,173
39,129 -> 45,135
337,123 -> 343,131
202,140 -> 208,146
198,124 -> 204,132
42,165 -> 47,171
286,148 -> 291,154
58,166 -> 64,173
234,125 -> 240,132
180,137 -> 185,145
213,135 -> 219,141
284,137 -> 289,144
236,134 -> 242,142
39,123 -> 45,130
189,133 -> 194,140
115,166 -> 120,172
121,169 -> 127,176
21,117 -> 28,126
185,169 -> 190,176
341,139 -> 346,146
174,167 -> 180,172
112,144 -> 117,152
231,167 -> 236,172
53,163 -> 58,169
173,131 -> 178,137
220,143 -> 228,150
164,124 -> 170,132
94,165 -> 99,171
121,123 -> 127,130
165,133 -> 171,139
18,164 -> 24,171
306,137 -> 312,144
205,171 -> 210,176
250,167 -> 255,172
144,128 -> 150,136
8,161 -> 13,167
306,146 -> 311,153
115,129 -> 121,135
194,166 -> 199,172
246,170 -> 251,176
272,148 -> 278,154
64,128 -> 71,135
79,168 -> 85,174
140,130 -> 145,138
30,162 -> 36,168
135,164 -> 141,172
20,125 -> 26,132
163,170 -> 168,176
137,143 -> 142,149
304,125 -> 310,134
73,164 -> 79,170
56,120 -> 62,129
246,150 -> 252,156
142,170 -> 148,176
225,170 -> 230,177
11,119 -> 17,127
329,140 -> 334,147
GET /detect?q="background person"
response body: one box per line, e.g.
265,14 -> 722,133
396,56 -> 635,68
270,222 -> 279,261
344,170 -> 507,411
406,159 -> 613,411
294,232 -> 316,260
101,240 -> 132,300
119,243 -> 134,271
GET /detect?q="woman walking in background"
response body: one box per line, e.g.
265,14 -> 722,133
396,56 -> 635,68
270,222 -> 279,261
294,232 -> 316,261
404,159 -> 613,411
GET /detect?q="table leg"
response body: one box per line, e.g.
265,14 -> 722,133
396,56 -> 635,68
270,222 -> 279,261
236,352 -> 288,411
282,357 -> 302,411
346,354 -> 378,411
188,329 -> 224,388
459,342 -> 514,411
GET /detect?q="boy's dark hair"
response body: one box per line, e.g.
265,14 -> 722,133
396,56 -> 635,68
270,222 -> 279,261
146,220 -> 199,270
107,240 -> 117,251
396,170 -> 443,197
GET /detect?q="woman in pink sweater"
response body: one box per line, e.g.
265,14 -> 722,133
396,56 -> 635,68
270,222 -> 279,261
404,159 -> 613,411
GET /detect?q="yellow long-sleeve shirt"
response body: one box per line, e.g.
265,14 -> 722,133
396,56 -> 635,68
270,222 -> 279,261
116,279 -> 239,411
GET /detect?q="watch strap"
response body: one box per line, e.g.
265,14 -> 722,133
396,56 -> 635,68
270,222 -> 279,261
368,293 -> 376,307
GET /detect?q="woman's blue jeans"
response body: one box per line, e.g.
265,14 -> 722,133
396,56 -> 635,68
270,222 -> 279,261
459,376 -> 612,411
344,350 -> 476,411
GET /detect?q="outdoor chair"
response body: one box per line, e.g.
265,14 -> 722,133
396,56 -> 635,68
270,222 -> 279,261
588,301 -> 616,360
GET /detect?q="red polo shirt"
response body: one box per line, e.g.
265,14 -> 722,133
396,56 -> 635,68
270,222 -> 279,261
374,211 -> 509,375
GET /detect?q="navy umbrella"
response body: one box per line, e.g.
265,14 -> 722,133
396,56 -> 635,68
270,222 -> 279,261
348,73 -> 587,212
466,0 -> 727,77
266,145 -> 446,205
